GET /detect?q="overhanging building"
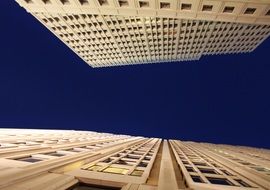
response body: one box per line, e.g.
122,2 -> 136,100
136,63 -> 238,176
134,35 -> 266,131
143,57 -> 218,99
0,128 -> 269,190
15,0 -> 270,67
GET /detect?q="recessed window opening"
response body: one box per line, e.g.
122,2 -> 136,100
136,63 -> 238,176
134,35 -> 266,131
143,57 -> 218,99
191,175 -> 204,183
118,0 -> 128,7
139,1 -> 149,8
60,0 -> 70,4
15,156 -> 43,163
181,3 -> 192,10
244,8 -> 256,14
223,6 -> 234,13
79,0 -> 89,5
160,2 -> 170,9
42,0 -> 51,4
202,5 -> 213,12
98,0 -> 109,6
207,177 -> 234,186
265,9 -> 270,16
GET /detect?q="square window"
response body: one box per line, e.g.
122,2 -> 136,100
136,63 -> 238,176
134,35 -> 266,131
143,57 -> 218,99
60,0 -> 69,4
119,0 -> 128,7
98,0 -> 109,6
199,168 -> 219,174
139,1 -> 149,8
207,177 -> 233,186
181,3 -> 192,10
244,8 -> 256,14
223,6 -> 234,13
202,5 -> 213,12
45,152 -> 65,157
160,2 -> 170,9
79,0 -> 89,5
15,156 -> 43,163
191,175 -> 204,183
42,0 -> 51,4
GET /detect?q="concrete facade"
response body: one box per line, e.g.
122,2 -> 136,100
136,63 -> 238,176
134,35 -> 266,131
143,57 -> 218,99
0,128 -> 269,190
15,0 -> 270,67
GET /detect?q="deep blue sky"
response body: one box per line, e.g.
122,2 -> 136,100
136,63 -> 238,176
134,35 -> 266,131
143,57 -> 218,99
1,1 -> 270,149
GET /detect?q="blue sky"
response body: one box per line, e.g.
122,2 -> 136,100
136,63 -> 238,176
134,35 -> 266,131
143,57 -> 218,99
1,1 -> 270,148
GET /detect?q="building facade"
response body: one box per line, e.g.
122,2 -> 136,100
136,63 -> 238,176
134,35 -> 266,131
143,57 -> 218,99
0,129 -> 269,190
15,0 -> 270,67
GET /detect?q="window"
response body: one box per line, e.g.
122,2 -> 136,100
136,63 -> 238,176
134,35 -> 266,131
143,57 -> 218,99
186,166 -> 195,172
181,3 -> 192,10
199,168 -> 219,174
160,2 -> 170,9
131,169 -> 143,176
98,0 -> 109,6
118,0 -> 128,7
207,177 -> 234,186
191,175 -> 204,183
24,0 -> 33,3
69,183 -> 120,190
202,5 -> 213,12
244,8 -> 256,14
15,156 -> 43,163
138,161 -> 148,167
42,0 -> 51,4
266,9 -> 270,16
139,1 -> 149,8
45,152 -> 65,157
60,0 -> 69,4
223,6 -> 234,13
235,179 -> 252,187
79,0 -> 89,5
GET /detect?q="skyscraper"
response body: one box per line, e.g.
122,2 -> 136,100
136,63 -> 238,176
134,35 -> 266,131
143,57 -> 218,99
0,129 -> 269,190
15,0 -> 270,67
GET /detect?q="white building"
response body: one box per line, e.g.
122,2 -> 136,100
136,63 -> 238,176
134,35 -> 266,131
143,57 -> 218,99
15,0 -> 270,67
0,128 -> 269,190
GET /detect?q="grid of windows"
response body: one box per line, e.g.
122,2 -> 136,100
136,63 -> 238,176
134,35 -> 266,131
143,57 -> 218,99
169,140 -> 258,188
82,138 -> 160,179
34,13 -> 270,67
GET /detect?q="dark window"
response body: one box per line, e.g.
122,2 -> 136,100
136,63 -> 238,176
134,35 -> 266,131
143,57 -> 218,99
266,9 -> 270,16
202,5 -> 213,12
223,6 -> 234,13
139,1 -> 149,8
45,152 -> 65,157
193,162 -> 208,166
98,0 -> 109,6
186,166 -> 195,172
79,0 -> 89,5
138,161 -> 148,167
24,0 -> 33,3
207,177 -> 234,186
191,175 -> 204,183
15,156 -> 43,163
199,168 -> 219,174
60,0 -> 69,4
160,2 -> 170,9
69,183 -> 120,190
118,0 -> 128,7
181,3 -> 192,10
235,179 -> 252,187
42,0 -> 51,4
244,8 -> 256,14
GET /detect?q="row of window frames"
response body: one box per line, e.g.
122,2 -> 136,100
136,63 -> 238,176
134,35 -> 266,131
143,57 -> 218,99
12,146 -> 98,163
23,0 -> 270,16
190,175 -> 253,187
